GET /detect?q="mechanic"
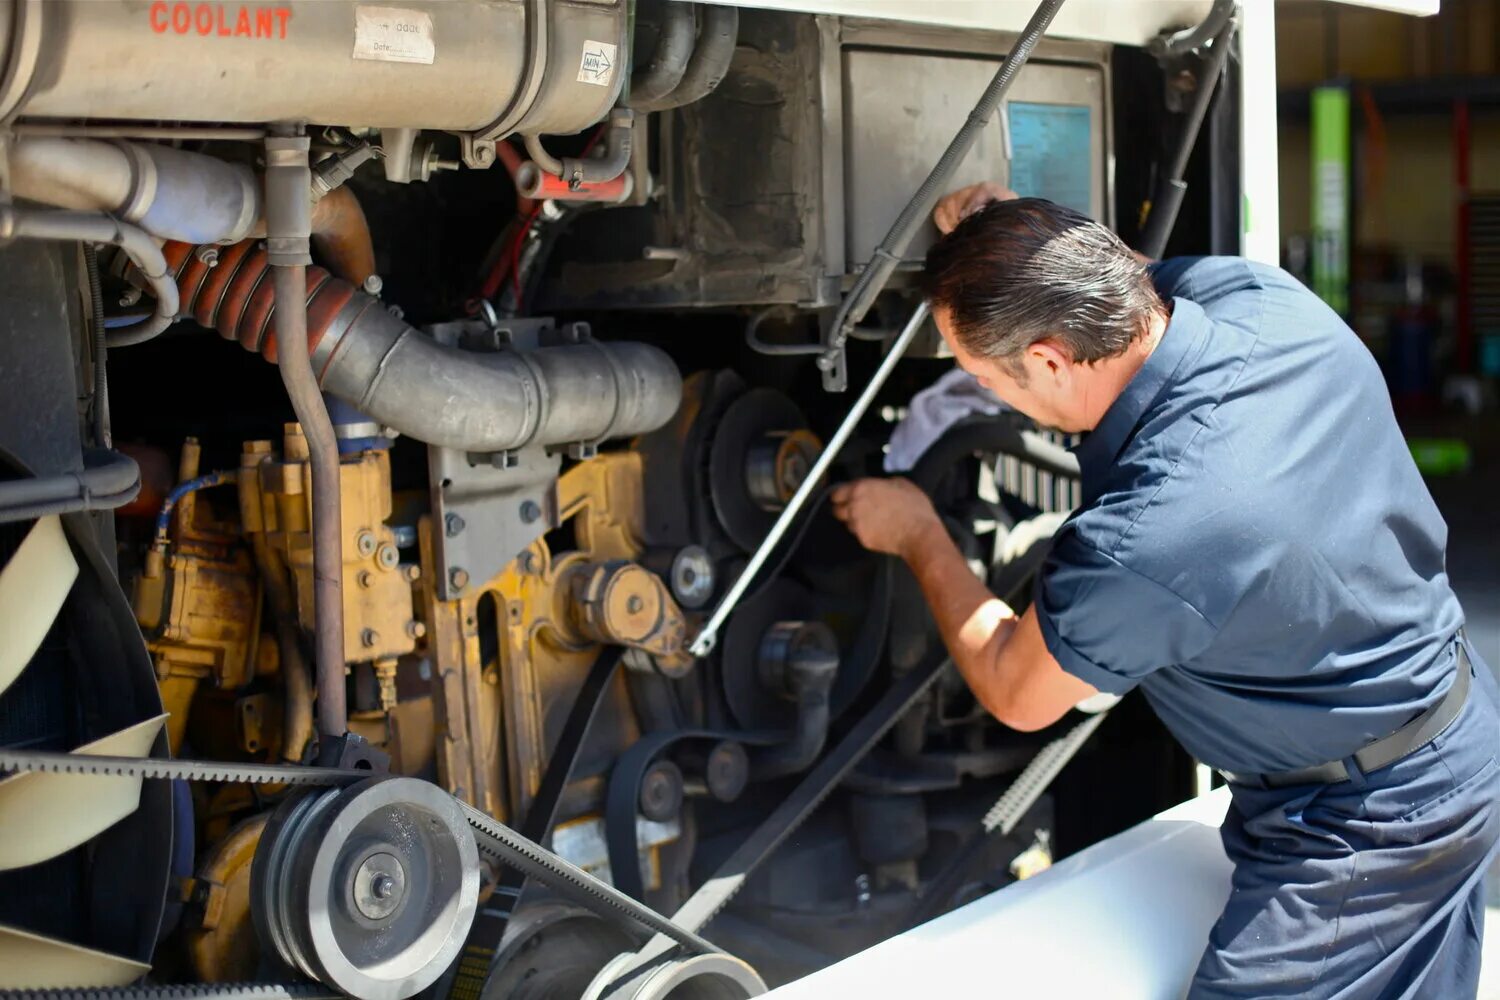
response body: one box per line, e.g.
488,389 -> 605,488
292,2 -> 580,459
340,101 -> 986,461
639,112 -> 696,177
832,183 -> 1500,997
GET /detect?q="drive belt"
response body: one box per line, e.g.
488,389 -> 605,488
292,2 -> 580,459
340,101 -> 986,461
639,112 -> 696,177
1,986 -> 341,1000
0,747 -> 718,958
584,651 -> 953,1000
443,646 -> 627,1000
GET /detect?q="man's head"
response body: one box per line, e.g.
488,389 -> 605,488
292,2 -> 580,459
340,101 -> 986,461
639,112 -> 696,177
920,197 -> 1167,433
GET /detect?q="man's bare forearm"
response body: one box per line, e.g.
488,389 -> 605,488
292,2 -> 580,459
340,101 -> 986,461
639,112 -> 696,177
899,520 -> 1018,715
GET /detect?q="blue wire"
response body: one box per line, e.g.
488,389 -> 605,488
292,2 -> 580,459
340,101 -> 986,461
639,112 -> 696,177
155,471 -> 236,543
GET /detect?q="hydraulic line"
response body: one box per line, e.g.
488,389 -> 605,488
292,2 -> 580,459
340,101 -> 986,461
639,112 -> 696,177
823,0 -> 1067,374
263,130 -> 346,742
153,471 -> 237,546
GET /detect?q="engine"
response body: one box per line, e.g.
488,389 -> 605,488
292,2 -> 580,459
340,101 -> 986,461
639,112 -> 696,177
0,1 -> 1223,996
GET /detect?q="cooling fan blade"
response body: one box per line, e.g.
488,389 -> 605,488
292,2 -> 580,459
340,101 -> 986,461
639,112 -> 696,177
0,713 -> 168,870
0,514 -> 78,698
0,922 -> 150,988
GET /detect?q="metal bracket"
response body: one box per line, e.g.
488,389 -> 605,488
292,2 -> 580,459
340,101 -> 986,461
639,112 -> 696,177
458,134 -> 498,171
425,317 -> 564,600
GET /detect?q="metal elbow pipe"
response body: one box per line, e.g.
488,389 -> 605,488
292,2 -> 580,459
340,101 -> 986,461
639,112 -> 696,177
640,5 -> 739,112
314,301 -> 680,453
627,1 -> 697,107
166,240 -> 682,453
8,138 -> 260,244
0,205 -> 178,347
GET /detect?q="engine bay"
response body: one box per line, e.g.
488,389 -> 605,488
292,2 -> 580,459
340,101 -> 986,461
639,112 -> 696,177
0,1 -> 1231,995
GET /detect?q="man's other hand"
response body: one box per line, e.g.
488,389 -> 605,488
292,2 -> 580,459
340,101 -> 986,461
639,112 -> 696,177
831,478 -> 942,560
933,182 -> 1019,234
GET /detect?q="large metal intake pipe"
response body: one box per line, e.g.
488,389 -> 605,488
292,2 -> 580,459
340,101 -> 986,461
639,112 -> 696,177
166,241 -> 682,453
0,0 -> 623,140
9,138 -> 259,244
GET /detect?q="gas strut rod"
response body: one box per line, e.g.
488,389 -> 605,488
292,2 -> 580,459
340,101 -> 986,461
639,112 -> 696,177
1137,10 -> 1239,260
265,126 -> 347,741
819,0 -> 1066,389
688,300 -> 930,657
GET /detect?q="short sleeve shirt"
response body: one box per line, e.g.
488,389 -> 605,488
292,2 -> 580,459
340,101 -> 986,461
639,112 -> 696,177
1033,257 -> 1464,774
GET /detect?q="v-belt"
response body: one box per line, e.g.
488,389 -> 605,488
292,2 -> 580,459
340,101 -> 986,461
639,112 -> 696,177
447,484 -> 889,1000
0,747 -> 720,960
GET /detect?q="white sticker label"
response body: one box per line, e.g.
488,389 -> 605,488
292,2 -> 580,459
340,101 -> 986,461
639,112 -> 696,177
577,40 -> 618,86
353,7 -> 435,65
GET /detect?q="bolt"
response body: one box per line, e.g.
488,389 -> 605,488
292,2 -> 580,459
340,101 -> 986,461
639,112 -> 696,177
372,874 -> 395,899
358,570 -> 374,589
377,544 -> 400,569
626,594 -> 644,614
406,620 -> 426,639
363,274 -> 384,296
356,531 -> 377,557
449,567 -> 469,591
404,565 -> 422,582
118,287 -> 142,307
195,246 -> 220,268
361,628 -> 380,648
474,144 -> 495,165
520,499 -> 542,524
444,513 -> 466,537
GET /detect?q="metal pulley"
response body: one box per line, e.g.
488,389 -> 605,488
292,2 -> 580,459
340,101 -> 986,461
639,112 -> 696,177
250,776 -> 481,1000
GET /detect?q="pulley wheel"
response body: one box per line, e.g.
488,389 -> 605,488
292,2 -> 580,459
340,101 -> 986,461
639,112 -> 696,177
481,905 -> 637,1000
708,388 -> 818,552
586,951 -> 766,1000
251,775 -> 480,1000
721,581 -> 823,732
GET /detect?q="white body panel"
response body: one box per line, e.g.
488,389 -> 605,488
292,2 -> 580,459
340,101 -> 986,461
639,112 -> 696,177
710,0 -> 1437,42
766,789 -> 1236,1000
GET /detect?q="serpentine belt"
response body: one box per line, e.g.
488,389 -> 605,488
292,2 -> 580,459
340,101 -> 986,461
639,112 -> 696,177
0,748 -> 719,962
605,553 -> 893,901
0,487 -> 902,1000
586,650 -> 953,1000
447,484 -> 891,996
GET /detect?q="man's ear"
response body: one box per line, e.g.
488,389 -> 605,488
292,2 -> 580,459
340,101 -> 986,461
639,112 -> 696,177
1028,339 -> 1072,382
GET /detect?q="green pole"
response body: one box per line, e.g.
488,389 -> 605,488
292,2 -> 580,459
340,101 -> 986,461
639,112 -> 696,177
1311,85 -> 1351,316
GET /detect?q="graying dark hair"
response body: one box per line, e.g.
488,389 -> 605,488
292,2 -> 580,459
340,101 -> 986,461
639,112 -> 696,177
920,198 -> 1163,373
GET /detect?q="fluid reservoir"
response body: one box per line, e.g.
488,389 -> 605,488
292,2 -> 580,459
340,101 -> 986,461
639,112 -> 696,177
0,0 -> 624,138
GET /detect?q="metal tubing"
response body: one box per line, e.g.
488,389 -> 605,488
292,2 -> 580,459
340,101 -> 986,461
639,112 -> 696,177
273,264 -> 346,741
12,123 -> 269,141
627,1 -> 696,107
825,0 -> 1065,363
317,308 -> 681,453
265,131 -> 346,741
689,301 -> 930,657
166,240 -> 683,453
0,204 -> 177,346
9,137 -> 260,244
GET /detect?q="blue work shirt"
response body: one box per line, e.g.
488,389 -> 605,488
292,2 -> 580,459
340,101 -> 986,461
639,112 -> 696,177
1034,256 -> 1465,775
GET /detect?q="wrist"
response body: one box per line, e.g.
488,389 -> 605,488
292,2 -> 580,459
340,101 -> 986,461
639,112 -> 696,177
899,513 -> 947,566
